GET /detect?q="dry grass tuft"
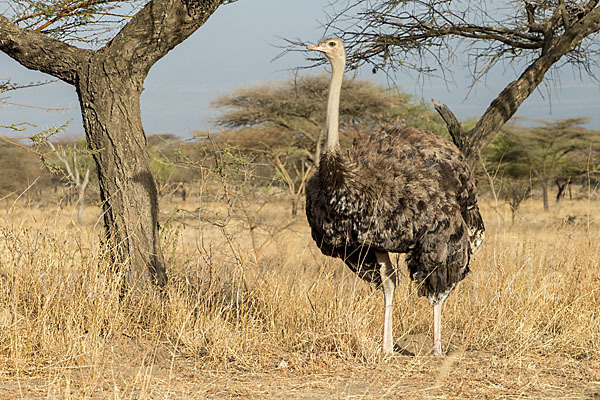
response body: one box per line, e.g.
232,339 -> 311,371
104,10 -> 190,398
0,197 -> 598,398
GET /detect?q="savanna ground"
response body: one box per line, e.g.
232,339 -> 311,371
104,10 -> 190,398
0,189 -> 599,399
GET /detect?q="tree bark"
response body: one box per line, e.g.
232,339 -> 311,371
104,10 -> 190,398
0,0 -> 225,290
77,62 -> 168,288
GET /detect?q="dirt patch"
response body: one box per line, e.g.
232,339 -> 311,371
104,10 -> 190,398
0,350 -> 597,399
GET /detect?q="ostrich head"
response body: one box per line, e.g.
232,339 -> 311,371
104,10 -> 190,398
306,38 -> 346,65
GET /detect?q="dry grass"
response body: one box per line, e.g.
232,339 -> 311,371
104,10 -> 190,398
0,195 -> 599,398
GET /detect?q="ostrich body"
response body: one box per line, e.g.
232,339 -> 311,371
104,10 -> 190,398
305,38 -> 484,356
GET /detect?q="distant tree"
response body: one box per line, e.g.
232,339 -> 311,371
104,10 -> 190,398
483,129 -> 532,222
555,176 -> 573,202
320,1 -> 600,164
0,0 -> 230,290
486,118 -> 600,211
269,147 -> 314,217
147,134 -> 181,148
518,118 -> 600,211
46,141 -> 92,224
504,179 -> 532,224
212,74 -> 446,166
484,129 -> 531,182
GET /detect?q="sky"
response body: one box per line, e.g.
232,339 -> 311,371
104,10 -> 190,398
1,0 -> 600,140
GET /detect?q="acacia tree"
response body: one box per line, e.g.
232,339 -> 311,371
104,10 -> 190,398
0,0 -> 228,290
212,74 -> 446,166
269,148 -> 314,217
503,118 -> 599,210
482,128 -> 532,222
322,0 -> 600,163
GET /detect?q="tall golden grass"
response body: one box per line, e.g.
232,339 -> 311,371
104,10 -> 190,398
0,196 -> 598,396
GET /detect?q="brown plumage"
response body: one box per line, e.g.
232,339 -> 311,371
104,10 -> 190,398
305,38 -> 484,356
307,127 -> 484,296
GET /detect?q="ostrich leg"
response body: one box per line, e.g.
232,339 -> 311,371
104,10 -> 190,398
376,252 -> 396,354
433,301 -> 443,356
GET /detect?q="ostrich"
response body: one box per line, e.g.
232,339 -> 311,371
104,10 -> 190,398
305,38 -> 484,356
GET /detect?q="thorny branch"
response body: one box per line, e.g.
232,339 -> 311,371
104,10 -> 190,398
322,1 -> 599,79
312,0 -> 600,163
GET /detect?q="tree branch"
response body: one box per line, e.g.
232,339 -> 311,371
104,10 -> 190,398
431,99 -> 464,149
0,15 -> 91,84
102,0 -> 226,78
382,21 -> 544,49
450,7 -> 600,161
525,2 -> 544,33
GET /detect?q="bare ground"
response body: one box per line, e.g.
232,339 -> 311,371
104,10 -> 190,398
1,340 -> 598,399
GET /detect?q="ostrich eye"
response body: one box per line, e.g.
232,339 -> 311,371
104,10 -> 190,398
328,41 -> 336,47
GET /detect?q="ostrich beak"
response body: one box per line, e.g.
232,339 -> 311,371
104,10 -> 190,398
306,44 -> 323,51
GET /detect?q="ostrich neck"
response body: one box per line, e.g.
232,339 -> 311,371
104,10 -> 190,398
325,56 -> 344,152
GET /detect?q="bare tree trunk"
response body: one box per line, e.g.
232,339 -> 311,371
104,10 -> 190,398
542,181 -> 549,212
556,180 -> 564,203
77,67 -> 167,288
181,184 -> 187,202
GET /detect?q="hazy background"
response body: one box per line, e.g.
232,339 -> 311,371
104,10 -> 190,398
1,0 -> 599,139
